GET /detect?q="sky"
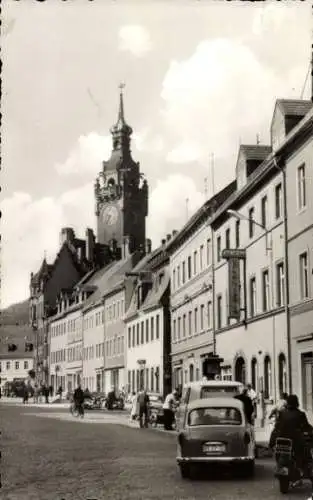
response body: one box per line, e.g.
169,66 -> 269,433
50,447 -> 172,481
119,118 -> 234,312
1,0 -> 312,308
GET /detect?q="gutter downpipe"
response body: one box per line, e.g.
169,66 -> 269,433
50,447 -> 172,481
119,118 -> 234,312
273,155 -> 292,394
210,211 -> 217,357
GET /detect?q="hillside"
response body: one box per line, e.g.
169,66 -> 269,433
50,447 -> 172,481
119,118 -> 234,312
0,299 -> 29,326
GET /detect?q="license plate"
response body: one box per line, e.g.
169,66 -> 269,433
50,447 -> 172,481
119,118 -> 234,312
203,443 -> 225,454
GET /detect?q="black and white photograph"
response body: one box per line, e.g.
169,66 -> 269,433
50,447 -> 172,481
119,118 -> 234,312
1,1 -> 313,499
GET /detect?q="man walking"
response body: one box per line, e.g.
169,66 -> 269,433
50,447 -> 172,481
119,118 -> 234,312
163,390 -> 178,430
246,384 -> 257,419
137,388 -> 150,428
73,384 -> 85,418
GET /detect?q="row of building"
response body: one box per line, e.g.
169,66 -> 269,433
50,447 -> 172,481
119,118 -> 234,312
27,91 -> 313,419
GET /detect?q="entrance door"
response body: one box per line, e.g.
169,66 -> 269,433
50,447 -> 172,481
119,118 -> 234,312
96,374 -> 101,393
302,352 -> 313,414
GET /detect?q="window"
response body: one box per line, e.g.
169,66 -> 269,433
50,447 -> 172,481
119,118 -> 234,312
276,262 -> 285,307
128,327 -> 131,348
225,228 -> 230,249
136,324 -> 140,345
193,251 -> 198,275
235,220 -> 240,248
182,261 -> 186,284
217,295 -> 222,329
275,183 -> 282,219
145,319 -> 149,342
207,301 -> 212,328
150,317 -> 154,341
249,277 -> 256,317
278,353 -> 287,396
299,252 -> 309,299
24,361 -> 28,370
206,239 -> 211,266
251,358 -> 257,391
15,361 -> 19,370
217,236 -> 221,262
177,317 -> 181,340
297,164 -> 306,210
151,367 -> 154,392
187,256 -> 192,279
200,304 -> 205,331
248,207 -> 255,238
177,265 -> 181,288
183,314 -> 186,337
132,326 -> 136,347
156,315 -> 160,339
188,407 -> 242,426
188,311 -> 192,336
261,195 -> 268,228
173,319 -> 176,341
141,321 -> 144,344
194,307 -> 198,333
172,269 -> 176,291
264,355 -> 272,399
262,269 -> 270,312
200,245 -> 204,270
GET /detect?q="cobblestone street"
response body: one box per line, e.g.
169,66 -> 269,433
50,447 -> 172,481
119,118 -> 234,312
2,404 -> 312,500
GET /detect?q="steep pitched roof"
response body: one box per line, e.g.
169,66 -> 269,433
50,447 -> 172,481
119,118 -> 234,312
238,145 -> 272,160
141,269 -> 170,313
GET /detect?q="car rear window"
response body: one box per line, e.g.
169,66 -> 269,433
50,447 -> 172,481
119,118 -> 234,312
200,386 -> 238,398
188,407 -> 242,426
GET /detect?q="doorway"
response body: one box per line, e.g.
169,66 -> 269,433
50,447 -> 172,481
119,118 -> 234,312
301,352 -> 313,414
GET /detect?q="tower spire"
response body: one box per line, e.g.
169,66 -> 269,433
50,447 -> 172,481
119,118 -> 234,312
118,83 -> 125,123
110,83 -> 133,150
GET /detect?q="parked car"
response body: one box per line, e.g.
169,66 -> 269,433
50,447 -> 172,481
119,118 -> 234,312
148,393 -> 164,426
176,396 -> 255,479
176,380 -> 244,432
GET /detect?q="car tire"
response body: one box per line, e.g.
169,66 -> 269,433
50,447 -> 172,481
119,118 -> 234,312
179,464 -> 190,479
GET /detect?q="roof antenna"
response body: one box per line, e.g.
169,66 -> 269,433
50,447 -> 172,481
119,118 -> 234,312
300,60 -> 311,100
204,177 -> 208,200
256,134 -> 260,145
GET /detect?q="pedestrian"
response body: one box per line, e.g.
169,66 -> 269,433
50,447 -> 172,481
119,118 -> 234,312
269,392 -> 288,422
137,388 -> 150,428
49,385 -> 53,397
73,384 -> 85,418
246,384 -> 258,420
57,385 -> 63,401
130,391 -> 137,422
163,390 -> 178,430
43,384 -> 49,404
234,387 -> 254,425
33,384 -> 39,403
22,384 -> 29,404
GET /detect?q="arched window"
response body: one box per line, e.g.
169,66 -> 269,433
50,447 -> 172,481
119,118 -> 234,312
189,364 -> 194,382
235,357 -> 246,384
264,355 -> 272,399
251,357 -> 257,391
278,353 -> 287,396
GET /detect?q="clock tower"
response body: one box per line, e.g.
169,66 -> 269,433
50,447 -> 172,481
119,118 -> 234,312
94,85 -> 148,255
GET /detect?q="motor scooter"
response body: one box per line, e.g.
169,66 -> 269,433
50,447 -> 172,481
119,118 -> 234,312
274,433 -> 313,494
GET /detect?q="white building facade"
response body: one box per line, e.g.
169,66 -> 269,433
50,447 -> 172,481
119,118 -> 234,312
0,355 -> 34,391
82,302 -> 105,392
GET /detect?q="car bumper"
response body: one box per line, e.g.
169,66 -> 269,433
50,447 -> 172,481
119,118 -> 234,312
177,456 -> 254,464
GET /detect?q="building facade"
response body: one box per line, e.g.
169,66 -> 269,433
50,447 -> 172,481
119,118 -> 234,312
167,184 -> 236,391
280,102 -> 313,415
0,330 -> 34,393
125,239 -> 172,397
82,302 -> 105,393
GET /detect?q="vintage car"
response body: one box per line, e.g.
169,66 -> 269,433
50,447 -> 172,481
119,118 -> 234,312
176,380 -> 244,431
176,397 -> 255,479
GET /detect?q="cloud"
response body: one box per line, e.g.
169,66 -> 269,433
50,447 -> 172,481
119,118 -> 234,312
55,133 -> 112,176
118,25 -> 152,57
160,38 -> 304,172
1,184 -> 94,308
147,174 -> 205,247
167,141 -> 202,163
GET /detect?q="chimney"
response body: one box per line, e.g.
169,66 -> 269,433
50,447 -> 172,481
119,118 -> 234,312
166,233 -> 171,242
60,227 -> 75,246
161,238 -> 166,246
85,228 -> 95,263
172,229 -> 178,237
145,238 -> 152,255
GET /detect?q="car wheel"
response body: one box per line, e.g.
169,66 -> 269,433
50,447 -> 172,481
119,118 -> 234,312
179,464 -> 190,479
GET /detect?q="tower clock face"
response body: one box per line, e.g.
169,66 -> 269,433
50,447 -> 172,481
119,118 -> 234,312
102,205 -> 119,226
